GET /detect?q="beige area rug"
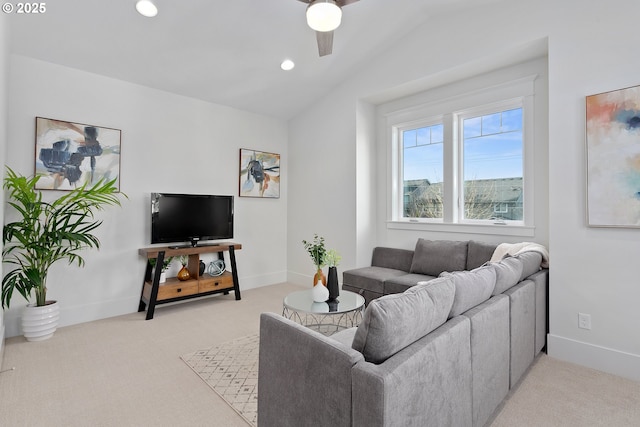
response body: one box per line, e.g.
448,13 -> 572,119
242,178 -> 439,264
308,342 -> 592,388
181,334 -> 259,427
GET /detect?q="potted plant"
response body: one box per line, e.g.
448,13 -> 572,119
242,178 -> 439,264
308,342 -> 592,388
325,249 -> 341,301
1,167 -> 123,341
149,256 -> 174,283
303,234 -> 329,303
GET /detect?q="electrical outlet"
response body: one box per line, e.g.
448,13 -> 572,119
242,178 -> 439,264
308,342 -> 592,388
578,312 -> 591,330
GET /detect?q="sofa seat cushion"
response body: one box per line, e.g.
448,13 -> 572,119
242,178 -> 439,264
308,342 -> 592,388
440,264 -> 496,318
351,276 -> 456,364
410,239 -> 468,276
492,257 -> 524,295
343,266 -> 408,295
383,273 -> 437,295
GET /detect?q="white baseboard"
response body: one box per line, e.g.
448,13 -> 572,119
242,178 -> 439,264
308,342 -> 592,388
547,334 -> 640,382
287,271 -> 312,287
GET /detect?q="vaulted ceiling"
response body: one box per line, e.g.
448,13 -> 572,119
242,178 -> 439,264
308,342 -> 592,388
8,0 -> 499,120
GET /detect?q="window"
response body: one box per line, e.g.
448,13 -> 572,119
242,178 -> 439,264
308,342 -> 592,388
460,105 -> 523,222
386,75 -> 536,233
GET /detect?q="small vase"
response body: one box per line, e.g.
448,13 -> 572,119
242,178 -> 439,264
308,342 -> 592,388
159,271 -> 167,284
177,265 -> 191,281
313,268 -> 326,287
327,266 -> 339,301
312,282 -> 329,303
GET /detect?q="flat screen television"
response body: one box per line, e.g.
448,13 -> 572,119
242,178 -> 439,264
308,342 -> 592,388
151,193 -> 234,247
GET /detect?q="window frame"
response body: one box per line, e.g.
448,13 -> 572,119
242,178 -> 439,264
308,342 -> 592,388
385,75 -> 537,237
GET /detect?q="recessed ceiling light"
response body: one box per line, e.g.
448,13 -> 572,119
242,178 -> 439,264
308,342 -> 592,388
136,0 -> 158,18
281,59 -> 295,71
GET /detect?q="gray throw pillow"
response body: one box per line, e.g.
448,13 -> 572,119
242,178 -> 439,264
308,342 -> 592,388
410,239 -> 468,276
441,264 -> 496,318
492,256 -> 524,295
351,276 -> 455,364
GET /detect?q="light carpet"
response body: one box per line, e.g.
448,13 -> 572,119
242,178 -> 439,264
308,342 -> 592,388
181,334 -> 259,427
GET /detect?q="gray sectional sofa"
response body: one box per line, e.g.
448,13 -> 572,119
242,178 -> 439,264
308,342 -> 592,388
258,239 -> 549,427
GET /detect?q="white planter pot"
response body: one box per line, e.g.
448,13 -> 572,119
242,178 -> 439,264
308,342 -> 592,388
159,271 -> 167,283
22,301 -> 60,342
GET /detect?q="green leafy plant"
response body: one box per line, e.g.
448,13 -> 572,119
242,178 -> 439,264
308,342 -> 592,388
325,249 -> 341,268
302,234 -> 326,269
2,167 -> 124,308
179,255 -> 189,267
149,256 -> 174,272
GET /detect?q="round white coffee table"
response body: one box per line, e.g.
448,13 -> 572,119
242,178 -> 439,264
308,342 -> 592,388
282,289 -> 365,335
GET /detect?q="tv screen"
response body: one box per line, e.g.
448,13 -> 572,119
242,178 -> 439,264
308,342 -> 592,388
151,193 -> 233,246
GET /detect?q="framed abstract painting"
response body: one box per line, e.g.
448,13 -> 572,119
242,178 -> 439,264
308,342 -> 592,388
239,148 -> 280,198
586,85 -> 640,227
35,117 -> 122,191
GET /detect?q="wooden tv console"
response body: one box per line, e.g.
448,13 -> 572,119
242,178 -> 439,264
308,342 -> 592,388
138,242 -> 242,320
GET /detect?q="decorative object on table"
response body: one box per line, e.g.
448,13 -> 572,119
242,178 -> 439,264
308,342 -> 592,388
150,256 -> 174,284
1,166 -> 123,341
177,255 -> 191,281
325,248 -> 341,301
206,259 -> 226,276
312,280 -> 330,302
239,148 -> 280,198
302,234 -> 327,287
586,84 -> 640,227
35,117 -> 122,191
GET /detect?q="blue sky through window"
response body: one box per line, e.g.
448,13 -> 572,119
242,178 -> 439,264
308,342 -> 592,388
403,108 -> 522,182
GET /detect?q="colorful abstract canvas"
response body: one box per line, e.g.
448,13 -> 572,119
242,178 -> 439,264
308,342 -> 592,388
35,117 -> 121,190
586,85 -> 640,227
239,149 -> 280,198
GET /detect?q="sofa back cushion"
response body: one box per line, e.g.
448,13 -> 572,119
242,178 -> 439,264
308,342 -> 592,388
410,239 -> 468,276
466,240 -> 498,270
492,256 -> 524,295
351,276 -> 455,364
371,247 -> 414,272
516,251 -> 543,280
441,264 -> 496,318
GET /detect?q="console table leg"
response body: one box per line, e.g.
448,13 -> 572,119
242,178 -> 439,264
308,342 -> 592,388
145,251 -> 165,320
229,246 -> 241,300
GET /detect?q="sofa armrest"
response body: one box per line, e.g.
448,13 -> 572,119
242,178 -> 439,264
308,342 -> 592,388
351,316 -> 472,427
258,312 -> 364,427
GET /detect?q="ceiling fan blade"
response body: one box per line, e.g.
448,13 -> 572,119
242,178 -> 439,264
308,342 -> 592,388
336,0 -> 359,6
316,31 -> 334,56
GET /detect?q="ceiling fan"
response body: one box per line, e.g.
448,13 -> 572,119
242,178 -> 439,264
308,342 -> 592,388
297,0 -> 360,57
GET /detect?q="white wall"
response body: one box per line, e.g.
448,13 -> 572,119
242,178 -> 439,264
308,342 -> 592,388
288,0 -> 640,380
0,11 -> 8,367
3,55 -> 288,337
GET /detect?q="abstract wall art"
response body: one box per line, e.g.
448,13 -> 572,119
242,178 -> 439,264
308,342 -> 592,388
239,148 -> 280,198
35,117 -> 122,191
586,85 -> 640,227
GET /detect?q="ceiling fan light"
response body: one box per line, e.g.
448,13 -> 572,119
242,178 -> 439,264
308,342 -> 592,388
306,0 -> 342,32
136,0 -> 158,18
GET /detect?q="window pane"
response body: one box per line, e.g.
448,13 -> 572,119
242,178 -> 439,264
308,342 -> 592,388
403,129 -> 417,148
463,108 -> 523,221
463,116 -> 481,138
431,124 -> 444,143
416,127 -> 429,146
482,113 -> 501,134
502,108 -> 522,131
403,132 -> 443,219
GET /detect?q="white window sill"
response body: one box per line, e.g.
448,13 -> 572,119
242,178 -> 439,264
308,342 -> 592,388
387,220 -> 535,237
